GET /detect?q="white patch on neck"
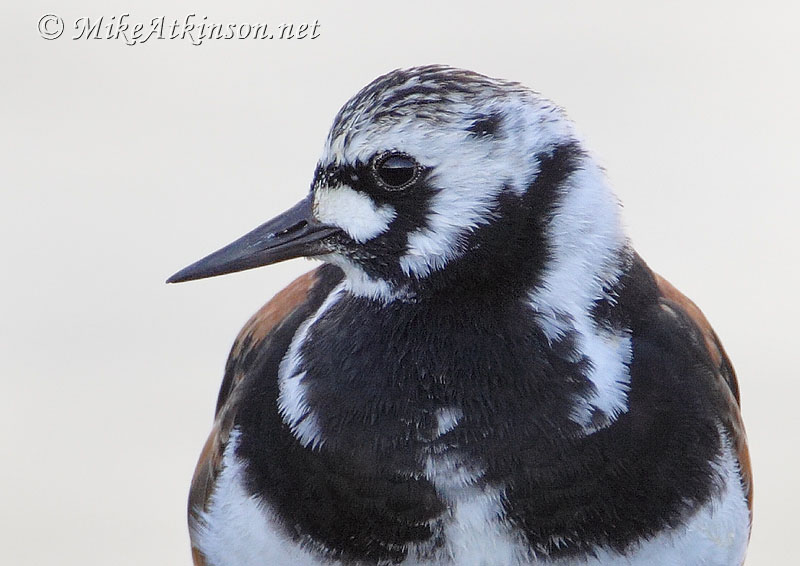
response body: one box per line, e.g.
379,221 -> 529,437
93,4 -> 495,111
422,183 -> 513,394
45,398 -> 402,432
528,157 -> 632,431
277,282 -> 347,448
190,428 -> 326,566
314,185 -> 396,243
321,254 -> 414,303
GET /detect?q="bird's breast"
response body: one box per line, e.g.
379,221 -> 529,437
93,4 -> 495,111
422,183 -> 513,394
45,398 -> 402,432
194,276 -> 749,566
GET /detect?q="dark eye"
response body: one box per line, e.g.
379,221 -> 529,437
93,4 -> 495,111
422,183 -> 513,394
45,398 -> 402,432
372,152 -> 420,190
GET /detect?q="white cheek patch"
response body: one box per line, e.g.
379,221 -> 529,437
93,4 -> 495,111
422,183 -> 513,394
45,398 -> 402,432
314,185 -> 396,243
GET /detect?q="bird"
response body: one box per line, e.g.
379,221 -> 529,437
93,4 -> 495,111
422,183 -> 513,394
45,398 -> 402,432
167,66 -> 752,566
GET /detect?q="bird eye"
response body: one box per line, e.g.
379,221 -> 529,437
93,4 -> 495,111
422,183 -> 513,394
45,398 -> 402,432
372,152 -> 420,190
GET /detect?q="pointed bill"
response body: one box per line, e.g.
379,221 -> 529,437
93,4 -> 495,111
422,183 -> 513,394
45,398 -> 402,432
167,196 -> 339,283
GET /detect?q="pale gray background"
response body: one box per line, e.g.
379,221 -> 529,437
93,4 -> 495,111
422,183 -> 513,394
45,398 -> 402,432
2,1 -> 797,564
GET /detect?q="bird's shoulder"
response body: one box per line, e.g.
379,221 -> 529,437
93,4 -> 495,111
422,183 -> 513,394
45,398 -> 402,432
188,263 -> 344,557
615,256 -> 752,514
648,269 -> 752,513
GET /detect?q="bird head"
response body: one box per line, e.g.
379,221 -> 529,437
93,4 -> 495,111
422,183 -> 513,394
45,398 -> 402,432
168,66 -> 627,304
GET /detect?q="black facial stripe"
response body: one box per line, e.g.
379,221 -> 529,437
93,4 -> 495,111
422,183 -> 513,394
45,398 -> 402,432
418,141 -> 585,297
313,160 -> 438,281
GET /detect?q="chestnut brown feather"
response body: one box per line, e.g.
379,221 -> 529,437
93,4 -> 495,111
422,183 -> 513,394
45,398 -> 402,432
654,273 -> 753,515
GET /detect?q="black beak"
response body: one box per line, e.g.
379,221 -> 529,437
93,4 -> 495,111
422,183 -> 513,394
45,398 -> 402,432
166,196 -> 339,284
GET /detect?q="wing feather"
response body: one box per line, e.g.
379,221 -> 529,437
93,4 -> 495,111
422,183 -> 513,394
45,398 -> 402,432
653,273 -> 752,515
